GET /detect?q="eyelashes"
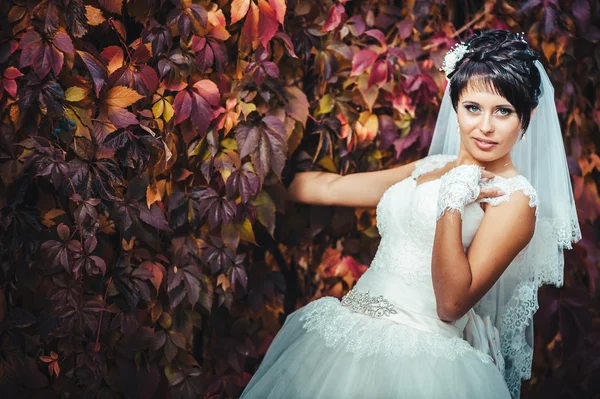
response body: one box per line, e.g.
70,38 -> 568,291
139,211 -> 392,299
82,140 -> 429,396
464,104 -> 514,116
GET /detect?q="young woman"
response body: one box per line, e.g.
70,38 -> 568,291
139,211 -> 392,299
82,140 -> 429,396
241,30 -> 580,399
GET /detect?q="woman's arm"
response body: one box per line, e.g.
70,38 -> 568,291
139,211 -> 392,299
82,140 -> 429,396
432,191 -> 536,321
286,159 -> 419,208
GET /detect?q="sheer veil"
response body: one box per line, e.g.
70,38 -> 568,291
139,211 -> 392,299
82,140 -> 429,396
428,61 -> 582,397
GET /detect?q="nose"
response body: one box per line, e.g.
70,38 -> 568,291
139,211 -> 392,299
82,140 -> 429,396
479,113 -> 494,134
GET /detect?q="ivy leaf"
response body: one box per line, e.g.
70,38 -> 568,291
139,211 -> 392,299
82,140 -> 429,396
77,51 -> 108,97
101,86 -> 144,128
226,162 -> 260,203
98,0 -> 124,15
235,116 -> 287,186
173,80 -> 220,133
189,188 -> 236,230
65,0 -> 88,38
351,49 -> 379,76
250,190 -> 275,237
40,223 -> 72,271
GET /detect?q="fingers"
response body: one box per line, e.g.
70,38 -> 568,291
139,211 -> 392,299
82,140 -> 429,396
480,170 -> 496,180
477,188 -> 505,201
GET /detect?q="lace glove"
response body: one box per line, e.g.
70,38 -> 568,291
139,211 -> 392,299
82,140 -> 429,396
436,164 -> 482,220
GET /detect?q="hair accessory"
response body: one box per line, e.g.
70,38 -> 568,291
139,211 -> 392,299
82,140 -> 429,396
439,42 -> 470,79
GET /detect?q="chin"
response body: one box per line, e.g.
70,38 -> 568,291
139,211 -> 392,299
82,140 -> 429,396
468,147 -> 502,163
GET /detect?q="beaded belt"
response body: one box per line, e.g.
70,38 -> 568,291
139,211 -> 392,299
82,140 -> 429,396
341,289 -> 398,318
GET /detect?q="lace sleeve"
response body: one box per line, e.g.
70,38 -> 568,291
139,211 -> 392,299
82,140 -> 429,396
479,175 -> 539,213
410,154 -> 458,180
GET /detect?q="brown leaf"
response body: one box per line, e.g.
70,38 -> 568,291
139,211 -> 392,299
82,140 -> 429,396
42,209 -> 66,227
98,0 -> 123,15
85,5 -> 106,26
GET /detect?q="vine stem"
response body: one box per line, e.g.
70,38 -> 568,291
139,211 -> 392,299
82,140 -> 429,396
94,276 -> 113,351
422,9 -> 486,51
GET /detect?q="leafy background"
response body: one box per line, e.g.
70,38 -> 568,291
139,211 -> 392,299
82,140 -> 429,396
0,0 -> 598,398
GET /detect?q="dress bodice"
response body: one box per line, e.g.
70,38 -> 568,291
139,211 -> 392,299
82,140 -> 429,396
348,154 -> 537,337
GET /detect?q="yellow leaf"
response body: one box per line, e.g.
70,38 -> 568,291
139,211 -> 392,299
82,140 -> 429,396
104,86 -> 144,108
152,100 -> 164,119
238,101 -> 256,118
238,218 -> 256,244
85,5 -> 105,26
250,191 -> 275,237
163,99 -> 174,122
65,87 -> 86,102
316,94 -> 334,116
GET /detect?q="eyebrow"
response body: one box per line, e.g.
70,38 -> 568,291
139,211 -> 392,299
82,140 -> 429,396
461,101 -> 515,109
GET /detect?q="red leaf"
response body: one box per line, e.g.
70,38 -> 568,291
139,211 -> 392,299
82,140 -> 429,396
268,0 -> 286,26
48,45 -> 65,75
57,223 -> 70,241
368,59 -> 389,87
173,91 -> 192,125
351,49 -> 378,76
106,106 -> 138,128
364,29 -> 387,49
19,29 -> 42,50
34,45 -> 53,79
236,125 -> 260,159
241,1 -> 259,51
100,45 -> 125,74
193,79 -> 220,106
323,4 -> 344,32
257,0 -> 279,49
4,67 -> 23,79
3,80 -> 17,98
396,18 -> 414,39
138,65 -> 158,94
53,32 -> 75,54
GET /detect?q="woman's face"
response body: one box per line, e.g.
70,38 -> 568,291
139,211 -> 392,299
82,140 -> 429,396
456,84 -> 522,163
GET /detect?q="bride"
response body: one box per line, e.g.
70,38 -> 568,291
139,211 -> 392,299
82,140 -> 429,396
240,30 -> 580,399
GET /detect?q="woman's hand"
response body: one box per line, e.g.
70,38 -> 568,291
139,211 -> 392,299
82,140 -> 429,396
477,170 -> 505,201
436,166 -> 505,220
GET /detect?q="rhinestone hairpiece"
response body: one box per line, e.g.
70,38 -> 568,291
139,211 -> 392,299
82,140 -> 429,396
439,42 -> 470,79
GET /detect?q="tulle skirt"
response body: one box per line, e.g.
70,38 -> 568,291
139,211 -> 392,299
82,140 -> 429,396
241,297 -> 511,399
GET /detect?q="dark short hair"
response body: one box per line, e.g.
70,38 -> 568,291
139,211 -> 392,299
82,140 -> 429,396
448,30 -> 541,133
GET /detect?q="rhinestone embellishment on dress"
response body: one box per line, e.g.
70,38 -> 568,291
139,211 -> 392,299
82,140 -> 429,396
341,289 -> 398,318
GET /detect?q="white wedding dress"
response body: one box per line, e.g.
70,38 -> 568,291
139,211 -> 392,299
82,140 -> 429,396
241,154 -> 538,399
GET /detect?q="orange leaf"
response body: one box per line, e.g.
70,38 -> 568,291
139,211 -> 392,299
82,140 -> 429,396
85,5 -> 105,26
146,179 -> 163,208
42,209 -> 66,227
100,46 -> 124,75
230,0 -> 250,25
104,86 -> 144,108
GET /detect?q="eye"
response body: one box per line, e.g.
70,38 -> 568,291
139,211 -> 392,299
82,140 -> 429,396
496,108 -> 513,116
465,105 -> 480,113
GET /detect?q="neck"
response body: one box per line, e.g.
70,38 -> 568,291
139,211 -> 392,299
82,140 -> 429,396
455,152 -> 513,175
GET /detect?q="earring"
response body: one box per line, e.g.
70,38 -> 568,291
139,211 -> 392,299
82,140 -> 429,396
456,119 -> 460,135
521,133 -> 526,141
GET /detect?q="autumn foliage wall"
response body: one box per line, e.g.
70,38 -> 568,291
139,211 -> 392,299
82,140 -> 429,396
0,0 -> 598,398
